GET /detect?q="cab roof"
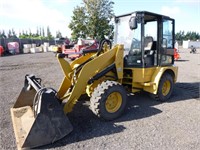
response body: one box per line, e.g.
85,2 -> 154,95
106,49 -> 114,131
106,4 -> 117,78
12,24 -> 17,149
115,11 -> 173,22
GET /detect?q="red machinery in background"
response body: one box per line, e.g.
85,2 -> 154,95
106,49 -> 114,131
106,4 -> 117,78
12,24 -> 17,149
174,41 -> 180,60
174,48 -> 180,60
0,45 -> 4,56
62,39 -> 99,60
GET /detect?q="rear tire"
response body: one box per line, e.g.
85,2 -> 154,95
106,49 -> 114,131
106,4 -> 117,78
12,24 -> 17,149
155,73 -> 174,102
90,81 -> 127,120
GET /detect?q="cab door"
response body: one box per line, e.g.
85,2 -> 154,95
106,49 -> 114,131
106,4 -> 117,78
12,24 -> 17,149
160,18 -> 175,66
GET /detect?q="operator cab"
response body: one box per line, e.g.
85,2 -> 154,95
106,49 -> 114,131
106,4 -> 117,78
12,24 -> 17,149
113,11 -> 175,68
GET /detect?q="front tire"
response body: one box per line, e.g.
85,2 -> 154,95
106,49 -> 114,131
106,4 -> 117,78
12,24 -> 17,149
90,81 -> 127,120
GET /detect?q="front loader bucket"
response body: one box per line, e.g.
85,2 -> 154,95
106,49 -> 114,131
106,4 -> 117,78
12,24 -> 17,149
10,75 -> 73,149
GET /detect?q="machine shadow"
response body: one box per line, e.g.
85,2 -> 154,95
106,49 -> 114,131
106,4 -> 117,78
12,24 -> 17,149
40,94 -> 162,149
170,82 -> 200,101
175,59 -> 189,62
40,82 -> 199,149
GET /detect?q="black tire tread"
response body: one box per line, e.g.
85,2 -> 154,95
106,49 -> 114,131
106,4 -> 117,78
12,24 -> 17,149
90,80 -> 126,120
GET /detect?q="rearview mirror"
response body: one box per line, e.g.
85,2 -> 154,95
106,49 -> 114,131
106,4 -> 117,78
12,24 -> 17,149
129,17 -> 137,30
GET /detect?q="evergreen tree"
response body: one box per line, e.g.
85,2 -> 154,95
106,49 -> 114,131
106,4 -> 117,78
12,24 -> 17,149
29,29 -> 32,37
36,27 -> 39,37
42,27 -> 45,37
39,27 -> 42,36
11,28 -> 17,38
0,30 -> 7,38
56,30 -> 63,38
25,30 -> 28,36
47,26 -> 53,40
8,29 -> 12,38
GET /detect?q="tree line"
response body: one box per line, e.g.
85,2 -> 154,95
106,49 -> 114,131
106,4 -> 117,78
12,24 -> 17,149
175,31 -> 200,41
1,27 -> 199,42
0,26 -> 64,40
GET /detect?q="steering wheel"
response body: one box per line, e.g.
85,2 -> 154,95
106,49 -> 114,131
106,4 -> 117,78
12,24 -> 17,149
96,39 -> 112,56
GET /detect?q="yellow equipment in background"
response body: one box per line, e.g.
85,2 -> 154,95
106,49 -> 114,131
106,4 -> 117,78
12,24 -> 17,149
11,11 -> 178,149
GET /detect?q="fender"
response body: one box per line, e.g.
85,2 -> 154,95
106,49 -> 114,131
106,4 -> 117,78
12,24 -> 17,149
143,66 -> 178,94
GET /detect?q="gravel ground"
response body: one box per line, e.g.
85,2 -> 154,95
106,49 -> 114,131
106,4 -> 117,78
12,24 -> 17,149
0,49 -> 199,150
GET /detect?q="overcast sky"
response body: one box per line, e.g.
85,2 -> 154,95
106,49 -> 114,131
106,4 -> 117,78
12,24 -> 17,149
0,0 -> 199,37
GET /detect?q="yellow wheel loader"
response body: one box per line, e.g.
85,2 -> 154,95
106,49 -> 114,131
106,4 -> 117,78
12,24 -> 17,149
10,11 -> 178,149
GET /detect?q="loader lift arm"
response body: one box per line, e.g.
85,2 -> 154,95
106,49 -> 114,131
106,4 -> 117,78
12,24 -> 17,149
56,44 -> 124,113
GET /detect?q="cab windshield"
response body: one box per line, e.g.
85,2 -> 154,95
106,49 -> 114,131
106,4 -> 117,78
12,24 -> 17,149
114,15 -> 142,66
114,15 -> 141,52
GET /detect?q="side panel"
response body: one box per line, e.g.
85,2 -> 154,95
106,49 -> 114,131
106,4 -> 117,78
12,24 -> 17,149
132,67 -> 156,82
123,66 -> 178,94
123,67 -> 156,92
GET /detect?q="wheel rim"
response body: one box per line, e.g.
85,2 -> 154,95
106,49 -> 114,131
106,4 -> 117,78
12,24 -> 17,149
105,92 -> 122,113
162,80 -> 171,96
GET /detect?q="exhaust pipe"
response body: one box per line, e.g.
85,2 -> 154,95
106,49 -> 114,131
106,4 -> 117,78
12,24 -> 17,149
10,75 -> 73,149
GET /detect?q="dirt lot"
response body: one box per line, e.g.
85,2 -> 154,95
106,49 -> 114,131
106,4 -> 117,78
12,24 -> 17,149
0,49 -> 199,150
